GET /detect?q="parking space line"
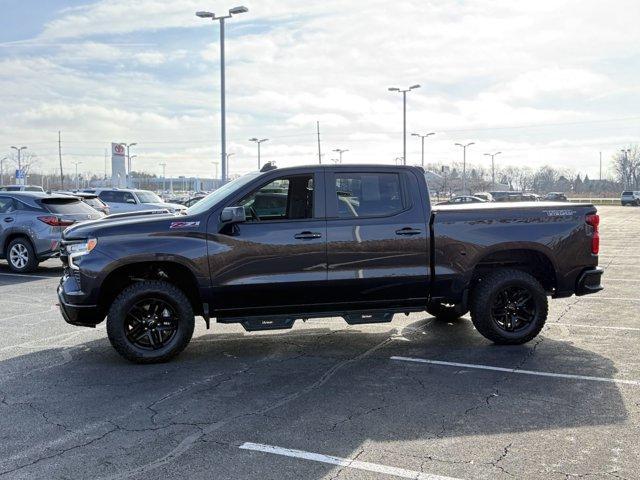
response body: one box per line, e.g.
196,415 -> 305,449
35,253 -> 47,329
390,357 -> 640,386
549,323 -> 640,332
0,272 -> 58,280
239,442 -> 462,480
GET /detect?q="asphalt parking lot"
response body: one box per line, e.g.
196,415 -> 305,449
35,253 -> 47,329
0,205 -> 638,480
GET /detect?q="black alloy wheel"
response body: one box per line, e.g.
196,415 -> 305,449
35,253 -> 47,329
124,298 -> 178,350
490,285 -> 537,333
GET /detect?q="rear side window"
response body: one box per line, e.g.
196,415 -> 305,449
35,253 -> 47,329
42,199 -> 98,215
99,191 -> 135,203
334,173 -> 404,218
0,196 -> 15,213
83,197 -> 105,208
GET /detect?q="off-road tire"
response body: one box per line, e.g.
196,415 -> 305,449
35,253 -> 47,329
107,280 -> 195,364
427,302 -> 469,322
6,237 -> 39,273
470,268 -> 548,345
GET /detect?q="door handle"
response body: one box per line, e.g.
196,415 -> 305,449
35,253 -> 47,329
294,231 -> 322,240
3,217 -> 14,223
395,227 -> 421,236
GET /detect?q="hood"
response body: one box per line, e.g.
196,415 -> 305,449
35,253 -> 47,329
62,211 -> 186,240
143,202 -> 186,211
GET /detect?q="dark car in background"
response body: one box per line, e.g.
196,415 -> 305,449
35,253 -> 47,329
0,192 -> 104,272
544,192 -> 568,202
437,195 -> 486,205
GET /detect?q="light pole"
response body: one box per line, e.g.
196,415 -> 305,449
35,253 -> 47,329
226,153 -> 234,177
483,151 -> 502,189
388,85 -> 420,165
197,6 -> 249,184
160,162 -> 167,193
0,157 -> 6,186
10,146 -> 27,185
455,142 -> 475,194
332,148 -> 348,164
249,138 -> 268,169
121,142 -> 136,188
73,161 -> 82,191
411,132 -> 435,167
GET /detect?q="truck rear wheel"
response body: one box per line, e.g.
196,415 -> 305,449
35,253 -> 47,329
107,281 -> 195,364
427,302 -> 468,322
470,269 -> 547,344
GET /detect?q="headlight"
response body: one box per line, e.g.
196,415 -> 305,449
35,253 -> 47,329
68,238 -> 97,269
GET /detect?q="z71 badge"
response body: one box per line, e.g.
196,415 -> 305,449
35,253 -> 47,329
170,221 -> 200,229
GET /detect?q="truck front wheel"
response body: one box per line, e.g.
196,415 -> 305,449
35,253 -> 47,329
107,281 -> 195,363
470,269 -> 548,344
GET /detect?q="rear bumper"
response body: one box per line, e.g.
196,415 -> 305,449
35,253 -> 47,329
575,267 -> 604,296
57,283 -> 101,327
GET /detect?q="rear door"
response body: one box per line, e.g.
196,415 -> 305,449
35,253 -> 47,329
208,170 -> 328,314
324,168 -> 430,308
0,196 -> 18,250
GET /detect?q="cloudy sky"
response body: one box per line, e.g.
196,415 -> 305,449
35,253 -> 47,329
1,0 -> 639,180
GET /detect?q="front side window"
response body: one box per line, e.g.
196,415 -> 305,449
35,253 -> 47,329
237,175 -> 314,222
334,173 -> 403,218
136,191 -> 162,203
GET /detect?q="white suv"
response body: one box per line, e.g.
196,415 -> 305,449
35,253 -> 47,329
621,191 -> 640,206
84,188 -> 186,214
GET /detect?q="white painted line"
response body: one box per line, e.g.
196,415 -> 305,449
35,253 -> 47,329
390,356 -> 640,386
239,442 -> 462,480
0,272 -> 57,280
549,323 -> 640,332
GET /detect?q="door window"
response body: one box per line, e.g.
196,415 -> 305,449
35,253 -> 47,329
237,175 -> 314,222
334,173 -> 403,218
0,197 -> 15,213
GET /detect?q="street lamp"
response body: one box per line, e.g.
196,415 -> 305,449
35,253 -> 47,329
332,148 -> 349,164
411,132 -> 435,167
388,84 -> 420,165
454,142 -> 475,194
394,156 -> 404,165
10,146 -> 27,185
196,6 -> 249,184
483,151 -> 502,189
0,157 -> 6,186
73,161 -> 82,191
249,138 -> 269,169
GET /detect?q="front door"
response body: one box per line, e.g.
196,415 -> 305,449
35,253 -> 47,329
208,171 -> 327,315
324,168 -> 430,309
0,196 -> 18,251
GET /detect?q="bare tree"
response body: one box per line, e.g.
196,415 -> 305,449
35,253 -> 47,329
612,145 -> 640,189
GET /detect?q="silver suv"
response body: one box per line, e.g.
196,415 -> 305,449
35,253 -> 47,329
0,192 -> 104,272
621,191 -> 640,206
84,188 -> 186,214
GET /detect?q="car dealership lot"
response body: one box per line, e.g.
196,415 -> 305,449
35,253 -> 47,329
0,205 -> 638,480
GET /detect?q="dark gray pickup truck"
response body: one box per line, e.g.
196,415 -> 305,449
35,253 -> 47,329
57,164 -> 603,363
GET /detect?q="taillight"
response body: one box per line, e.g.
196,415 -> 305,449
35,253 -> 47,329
38,216 -> 75,227
586,214 -> 600,254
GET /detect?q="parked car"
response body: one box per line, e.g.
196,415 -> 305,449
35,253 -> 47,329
55,191 -> 110,215
0,185 -> 44,192
620,191 -> 640,206
544,192 -> 568,202
58,164 -> 602,363
0,192 -> 104,272
472,192 -> 494,202
493,192 -> 539,202
83,188 -> 186,214
437,195 -> 486,205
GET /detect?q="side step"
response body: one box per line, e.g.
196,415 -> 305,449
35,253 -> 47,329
343,312 -> 394,325
240,317 -> 297,332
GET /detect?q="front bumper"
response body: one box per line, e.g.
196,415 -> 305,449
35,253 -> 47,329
57,282 -> 102,327
575,267 -> 604,296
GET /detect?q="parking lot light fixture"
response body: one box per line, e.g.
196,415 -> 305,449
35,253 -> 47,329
388,85 -> 421,165
411,132 -> 435,167
455,142 -> 475,194
249,138 -> 269,169
332,148 -> 348,163
196,5 -> 249,184
484,151 -> 502,188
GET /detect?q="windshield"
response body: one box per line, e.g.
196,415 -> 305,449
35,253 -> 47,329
186,172 -> 262,216
136,191 -> 163,203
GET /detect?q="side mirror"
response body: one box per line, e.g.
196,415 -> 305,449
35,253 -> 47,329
220,206 -> 246,224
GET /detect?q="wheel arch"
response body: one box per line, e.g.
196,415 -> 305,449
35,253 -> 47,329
471,245 -> 558,294
2,231 -> 35,256
97,260 -> 204,316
